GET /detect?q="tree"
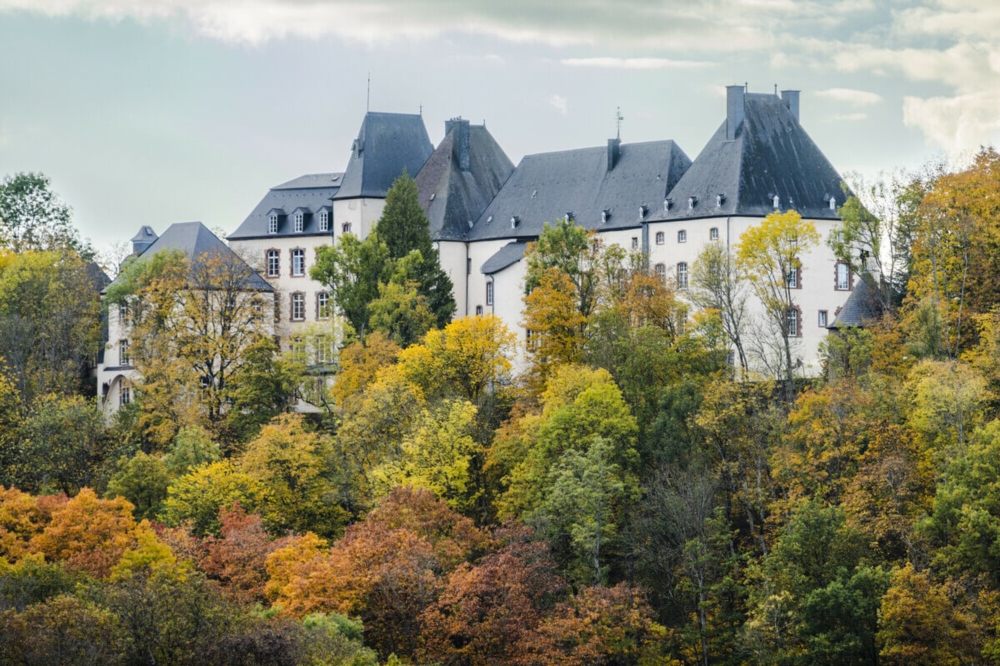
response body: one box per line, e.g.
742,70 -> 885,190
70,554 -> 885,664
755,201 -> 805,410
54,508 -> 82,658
222,334 -> 303,446
311,232 -> 392,339
29,488 -> 137,578
691,239 -> 751,375
107,249 -> 275,445
736,210 -> 820,391
163,425 -> 220,477
12,395 -> 107,495
160,461 -> 265,537
238,414 -> 349,538
0,594 -> 118,666
0,173 -> 88,255
330,332 -> 401,407
372,400 -> 480,513
105,452 -> 169,521
374,171 -> 455,327
523,268 -> 587,390
0,250 -> 102,408
524,218 -> 601,320
200,503 -> 290,604
367,275 -> 437,347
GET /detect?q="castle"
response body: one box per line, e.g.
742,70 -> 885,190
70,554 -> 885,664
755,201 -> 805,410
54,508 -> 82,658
97,85 -> 859,409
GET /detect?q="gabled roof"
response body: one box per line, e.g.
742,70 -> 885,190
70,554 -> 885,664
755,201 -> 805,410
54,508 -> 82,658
468,140 -> 691,242
109,222 -> 272,292
416,120 -> 515,242
652,92 -> 846,223
334,112 -> 434,200
829,278 -> 882,328
481,241 -> 528,275
228,173 -> 342,240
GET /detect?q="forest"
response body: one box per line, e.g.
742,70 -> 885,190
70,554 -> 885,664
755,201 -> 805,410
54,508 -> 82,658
1,149 -> 1000,665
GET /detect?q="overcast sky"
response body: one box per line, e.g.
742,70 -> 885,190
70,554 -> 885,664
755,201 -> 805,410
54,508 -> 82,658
1,0 -> 998,249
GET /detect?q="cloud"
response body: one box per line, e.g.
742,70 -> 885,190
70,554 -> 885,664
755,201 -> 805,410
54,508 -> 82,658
815,88 -> 883,106
560,57 -> 711,70
903,91 -> 1000,154
549,94 -> 568,116
829,112 -> 869,122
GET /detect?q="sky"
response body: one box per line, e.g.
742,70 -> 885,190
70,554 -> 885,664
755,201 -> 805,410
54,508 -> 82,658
1,0 -> 999,250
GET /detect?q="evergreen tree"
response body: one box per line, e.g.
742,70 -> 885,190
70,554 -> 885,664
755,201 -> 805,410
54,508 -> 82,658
374,172 -> 456,327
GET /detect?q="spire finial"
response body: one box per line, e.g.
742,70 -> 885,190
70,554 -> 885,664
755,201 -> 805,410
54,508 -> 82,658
366,72 -> 371,112
615,107 -> 624,140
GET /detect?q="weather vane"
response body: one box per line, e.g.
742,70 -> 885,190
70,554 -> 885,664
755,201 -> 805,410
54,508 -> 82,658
615,107 -> 624,140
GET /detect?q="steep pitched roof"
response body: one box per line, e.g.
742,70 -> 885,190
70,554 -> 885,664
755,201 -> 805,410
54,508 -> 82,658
652,92 -> 846,223
334,112 -> 434,200
416,120 -> 515,242
481,241 -> 528,275
468,140 -> 691,242
109,222 -> 273,292
829,278 -> 882,328
228,173 -> 341,240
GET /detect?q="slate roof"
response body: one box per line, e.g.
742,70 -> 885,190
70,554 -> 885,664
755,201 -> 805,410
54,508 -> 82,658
334,112 -> 434,200
108,222 -> 273,292
651,92 -> 846,223
481,241 -> 529,275
829,277 -> 883,328
468,140 -> 691,242
416,120 -> 515,242
228,173 -> 341,240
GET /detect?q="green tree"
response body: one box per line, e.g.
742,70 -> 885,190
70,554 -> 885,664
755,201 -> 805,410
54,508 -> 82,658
0,172 -> 89,255
163,425 -> 220,478
160,460 -> 265,537
311,231 -> 392,339
105,452 -> 169,520
691,239 -> 751,375
367,275 -> 437,347
374,171 -> 455,326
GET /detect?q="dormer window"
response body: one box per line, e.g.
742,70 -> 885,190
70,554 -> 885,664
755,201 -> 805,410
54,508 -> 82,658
342,222 -> 352,234
829,196 -> 837,211
565,212 -> 574,222
639,205 -> 648,219
268,214 -> 278,234
716,194 -> 726,207
688,196 -> 697,210
511,215 -> 520,229
318,210 -> 329,232
601,209 -> 610,224
294,212 -> 304,233
664,199 -> 671,212
773,195 -> 780,209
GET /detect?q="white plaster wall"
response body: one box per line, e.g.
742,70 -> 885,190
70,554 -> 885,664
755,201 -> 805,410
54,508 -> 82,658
333,198 -> 386,242
436,241 -> 469,318
645,215 -> 850,376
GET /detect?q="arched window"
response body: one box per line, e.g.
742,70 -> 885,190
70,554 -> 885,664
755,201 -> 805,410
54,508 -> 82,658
654,263 -> 666,281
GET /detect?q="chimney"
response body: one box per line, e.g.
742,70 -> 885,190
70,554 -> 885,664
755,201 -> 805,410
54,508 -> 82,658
607,138 -> 621,171
445,118 -> 471,172
781,90 -> 800,122
726,85 -> 745,140
130,226 -> 157,256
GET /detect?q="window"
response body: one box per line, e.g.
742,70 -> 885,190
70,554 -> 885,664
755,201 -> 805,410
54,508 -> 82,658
486,281 -> 494,306
677,230 -> 687,243
836,262 -> 851,291
631,237 -> 638,249
315,336 -> 332,364
677,262 -> 689,289
291,337 -> 305,358
317,292 -> 331,320
318,210 -> 329,232
654,263 -> 666,281
292,249 -> 305,277
710,227 -> 719,241
119,339 -> 130,365
268,214 -> 278,234
475,305 -> 483,315
120,383 -> 131,407
266,250 -> 280,277
291,293 -> 305,321
655,231 -> 665,245
785,260 -> 799,289
342,222 -> 352,234
294,212 -> 304,233
118,302 -> 128,322
818,310 -> 828,327
250,296 -> 264,322
787,308 -> 800,337
526,328 -> 539,352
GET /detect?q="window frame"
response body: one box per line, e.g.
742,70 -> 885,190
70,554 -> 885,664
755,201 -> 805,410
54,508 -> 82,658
677,229 -> 687,244
785,259 -> 801,289
316,291 -> 331,320
835,262 -> 853,291
710,227 -> 719,241
291,248 -> 306,277
119,339 -> 130,366
266,249 -> 280,278
654,263 -> 666,281
318,210 -> 329,232
818,310 -> 828,327
676,262 -> 689,289
787,307 -> 802,338
486,281 -> 494,306
655,231 -> 665,245
293,212 -> 304,233
120,382 -> 131,407
290,292 -> 306,321
268,214 -> 278,234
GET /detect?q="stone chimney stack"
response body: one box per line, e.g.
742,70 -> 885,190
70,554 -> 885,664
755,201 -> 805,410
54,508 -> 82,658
781,90 -> 800,122
726,85 -> 746,141
445,118 -> 471,172
607,137 -> 621,170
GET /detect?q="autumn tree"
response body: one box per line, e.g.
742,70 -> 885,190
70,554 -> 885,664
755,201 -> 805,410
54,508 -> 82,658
107,248 -> 275,445
736,210 -> 819,391
691,239 -> 751,374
